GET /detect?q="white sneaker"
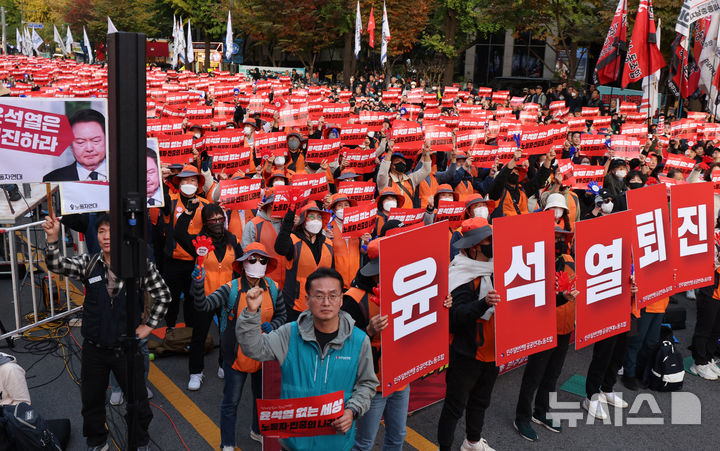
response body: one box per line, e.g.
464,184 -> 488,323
250,430 -> 263,443
709,359 -> 720,377
691,363 -> 719,380
599,391 -> 628,408
686,289 -> 696,300
146,387 -> 154,399
218,366 -> 225,379
460,438 -> 495,451
109,391 -> 124,406
222,447 -> 234,451
187,373 -> 205,391
583,398 -> 608,420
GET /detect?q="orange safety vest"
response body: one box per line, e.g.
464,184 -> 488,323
455,180 -> 475,202
475,315 -> 496,363
249,216 -> 286,288
228,282 -> 275,373
556,254 -> 576,335
332,220 -> 361,289
388,176 -> 415,208
203,243 -> 237,295
286,234 -> 334,312
167,192 -> 209,261
227,209 -> 254,240
418,174 -> 440,209
497,187 -> 528,217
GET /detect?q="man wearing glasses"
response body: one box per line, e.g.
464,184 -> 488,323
236,267 -> 378,451
43,108 -> 107,182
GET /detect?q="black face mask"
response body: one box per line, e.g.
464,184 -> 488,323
628,182 -> 644,190
480,244 -> 493,259
393,162 -> 407,173
307,162 -> 321,171
555,240 -> 568,257
507,172 -> 520,185
207,223 -> 224,238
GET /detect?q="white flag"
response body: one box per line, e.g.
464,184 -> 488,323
83,26 -> 93,64
641,19 -> 661,118
177,18 -> 186,65
53,25 -> 67,55
354,0 -> 362,58
23,28 -> 32,56
108,17 -> 118,34
171,15 -> 178,68
31,29 -> 43,55
16,28 -> 22,52
186,20 -> 194,64
225,11 -> 233,61
699,14 -> 720,96
381,1 -> 390,66
66,26 -> 74,55
676,0 -> 720,37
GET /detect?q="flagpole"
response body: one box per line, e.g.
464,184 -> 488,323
678,23 -> 693,119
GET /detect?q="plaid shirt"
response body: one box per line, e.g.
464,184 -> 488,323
45,241 -> 171,328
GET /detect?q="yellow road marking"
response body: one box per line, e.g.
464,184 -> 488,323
148,362 -> 225,449
405,426 -> 437,450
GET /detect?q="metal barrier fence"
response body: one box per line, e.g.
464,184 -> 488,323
0,219 -> 83,341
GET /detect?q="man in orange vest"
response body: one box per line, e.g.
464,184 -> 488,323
488,149 -> 554,219
327,194 -> 371,289
376,142 -> 432,208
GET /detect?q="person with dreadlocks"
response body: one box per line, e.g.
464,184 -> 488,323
175,202 -> 243,391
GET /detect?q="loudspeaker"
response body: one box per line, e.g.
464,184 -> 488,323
107,32 -> 147,278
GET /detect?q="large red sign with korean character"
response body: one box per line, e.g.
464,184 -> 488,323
626,184 -> 675,308
218,179 -> 262,210
257,391 -> 344,438
379,222 -> 449,396
574,211 -> 633,349
493,211 -> 556,365
670,182 -> 715,292
0,103 -> 74,156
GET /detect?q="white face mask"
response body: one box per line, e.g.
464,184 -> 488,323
243,260 -> 267,279
193,132 -> 201,139
304,219 -> 323,235
382,198 -> 397,211
554,208 -> 564,219
615,169 -> 627,180
180,183 -> 197,196
275,156 -> 286,166
439,195 -> 454,203
272,179 -> 286,186
335,208 -> 345,220
601,201 -> 614,214
473,206 -> 489,219
244,125 -> 254,135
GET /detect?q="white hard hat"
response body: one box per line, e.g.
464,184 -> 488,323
544,193 -> 568,211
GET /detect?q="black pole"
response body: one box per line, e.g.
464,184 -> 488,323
107,32 -> 148,450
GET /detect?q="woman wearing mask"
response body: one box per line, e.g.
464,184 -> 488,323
327,194 -> 371,289
583,189 -> 615,220
543,193 -> 573,232
176,203 -> 243,390
603,159 -> 629,211
449,194 -> 495,260
374,188 -> 405,236
275,203 -> 335,322
285,132 -> 307,174
192,243 -> 286,449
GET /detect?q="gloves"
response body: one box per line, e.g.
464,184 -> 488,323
191,265 -> 205,281
261,322 -> 273,334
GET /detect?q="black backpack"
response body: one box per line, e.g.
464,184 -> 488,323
0,403 -> 61,451
648,340 -> 685,392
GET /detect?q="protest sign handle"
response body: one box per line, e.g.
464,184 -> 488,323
46,183 -> 54,218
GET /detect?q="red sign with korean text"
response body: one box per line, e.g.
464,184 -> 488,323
493,211 -> 556,365
669,182 -> 715,292
387,208 -> 425,225
626,184 -> 675,308
424,125 -> 454,152
435,201 -> 465,228
257,391 -> 344,438
379,222 -> 449,396
341,202 -> 378,238
390,121 -> 424,151
518,125 -> 567,155
0,104 -> 73,156
343,147 -> 376,174
571,165 -> 605,190
255,132 -> 288,159
212,146 -> 252,174
469,144 -> 515,168
305,139 -> 341,163
157,134 -> 195,165
574,211 -> 633,349
291,172 -> 329,201
338,181 -> 376,202
270,185 -> 311,218
663,154 -> 696,175
218,179 -> 262,210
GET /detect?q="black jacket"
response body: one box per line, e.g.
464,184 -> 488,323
449,278 -> 493,359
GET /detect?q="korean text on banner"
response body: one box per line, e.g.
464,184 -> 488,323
670,182 -> 715,291
338,181 -> 376,202
493,210 -> 556,365
341,202 -> 377,238
574,211 -> 633,349
291,172 -> 329,201
257,391 -> 344,438
218,179 -> 262,210
379,222 -> 449,396
626,184 -> 675,308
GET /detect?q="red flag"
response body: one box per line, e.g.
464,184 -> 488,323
621,0 -> 666,88
367,6 -> 376,48
595,0 -> 627,85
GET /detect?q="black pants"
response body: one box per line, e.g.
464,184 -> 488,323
189,306 -> 215,375
691,294 -> 720,365
516,333 -> 571,422
585,332 -> 627,398
163,258 -> 195,328
81,341 -> 152,447
437,352 -> 499,451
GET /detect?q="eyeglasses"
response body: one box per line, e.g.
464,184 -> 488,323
206,217 -> 225,224
247,256 -> 268,265
310,293 -> 342,302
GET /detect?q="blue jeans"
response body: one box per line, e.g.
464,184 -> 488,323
352,385 -> 410,451
624,311 -> 664,379
220,360 -> 262,447
110,338 -> 149,394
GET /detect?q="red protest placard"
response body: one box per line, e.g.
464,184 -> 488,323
493,211 -> 556,365
204,130 -> 244,153
338,181 -> 376,202
469,144 -> 515,168
457,115 -> 487,131
620,123 -> 647,138
0,103 -> 74,156
218,179 -> 262,210
574,211 -> 633,349
390,121 -> 424,151
567,117 -> 586,132
278,104 -> 309,128
626,184 -> 675,308
571,165 -> 605,190
157,133 -> 195,165
257,391 -> 344,438
255,132 -> 288,159
579,135 -> 608,156
343,147 -> 376,174
591,116 -> 612,129
379,222 -> 449,396
340,125 -> 369,146
387,208 -> 425,225
213,146 -> 252,174
663,154 -> 696,175
185,105 -> 213,120
424,125 -> 453,152
610,135 -> 641,160
435,201 -> 465,228
305,139 -> 341,163
556,159 -> 575,187
669,182 -> 715,292
712,167 -> 720,194
321,103 -> 351,121
518,124 -> 567,155
455,130 -> 485,152
270,185 -> 311,218
341,202 -> 378,238
291,172 -> 329,202
582,107 -> 600,117
147,118 -> 184,137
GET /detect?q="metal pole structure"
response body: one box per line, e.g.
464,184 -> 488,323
678,23 -> 694,120
1,7 -> 6,55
